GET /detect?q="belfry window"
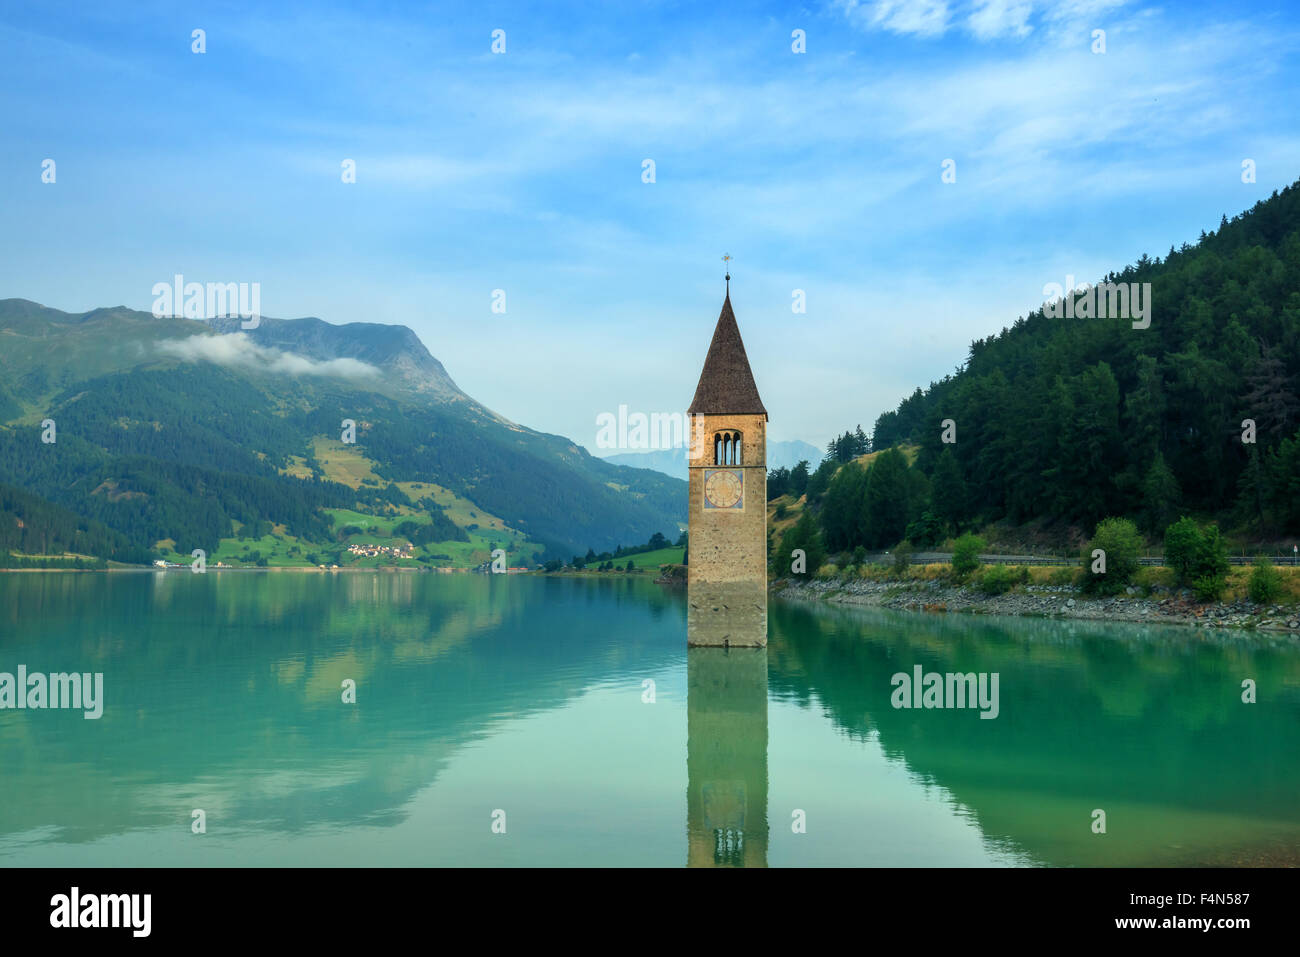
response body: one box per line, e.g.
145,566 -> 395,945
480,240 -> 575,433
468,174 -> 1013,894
713,431 -> 742,466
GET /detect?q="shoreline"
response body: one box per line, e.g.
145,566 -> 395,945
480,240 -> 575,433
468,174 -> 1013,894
0,565 -> 469,574
774,577 -> 1300,634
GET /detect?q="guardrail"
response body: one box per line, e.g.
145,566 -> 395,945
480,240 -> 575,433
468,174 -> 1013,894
858,553 -> 1299,567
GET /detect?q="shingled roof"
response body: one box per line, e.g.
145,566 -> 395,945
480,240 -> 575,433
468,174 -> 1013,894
687,293 -> 767,418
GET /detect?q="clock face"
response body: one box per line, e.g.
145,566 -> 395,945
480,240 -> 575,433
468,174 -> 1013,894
703,469 -> 743,509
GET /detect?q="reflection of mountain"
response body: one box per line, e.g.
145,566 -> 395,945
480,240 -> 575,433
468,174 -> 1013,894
767,601 -> 1300,866
0,573 -> 686,847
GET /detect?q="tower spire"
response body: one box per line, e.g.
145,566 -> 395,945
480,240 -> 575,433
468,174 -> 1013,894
687,278 -> 767,419
722,253 -> 732,295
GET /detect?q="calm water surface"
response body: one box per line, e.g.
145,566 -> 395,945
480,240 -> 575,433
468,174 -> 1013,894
1,572 -> 1297,866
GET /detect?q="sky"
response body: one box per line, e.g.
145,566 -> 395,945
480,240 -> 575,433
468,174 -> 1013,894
2,0 -> 1298,455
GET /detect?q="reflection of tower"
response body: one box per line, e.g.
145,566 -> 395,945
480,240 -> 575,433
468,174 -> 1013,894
686,276 -> 768,646
686,647 -> 769,867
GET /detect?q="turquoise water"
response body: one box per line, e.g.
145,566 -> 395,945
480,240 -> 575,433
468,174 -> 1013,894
1,571 -> 1297,866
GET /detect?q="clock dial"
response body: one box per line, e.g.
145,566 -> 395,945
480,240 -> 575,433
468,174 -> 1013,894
704,469 -> 743,509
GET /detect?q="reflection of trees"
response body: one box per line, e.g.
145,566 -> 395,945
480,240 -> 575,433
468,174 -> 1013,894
768,601 -> 1300,866
0,574 -> 685,847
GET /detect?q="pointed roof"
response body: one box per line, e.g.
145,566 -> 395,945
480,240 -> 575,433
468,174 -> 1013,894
688,293 -> 767,418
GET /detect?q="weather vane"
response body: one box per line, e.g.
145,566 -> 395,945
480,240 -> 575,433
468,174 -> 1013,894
722,253 -> 732,289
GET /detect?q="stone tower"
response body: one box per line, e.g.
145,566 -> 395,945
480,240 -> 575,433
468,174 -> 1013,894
686,280 -> 768,647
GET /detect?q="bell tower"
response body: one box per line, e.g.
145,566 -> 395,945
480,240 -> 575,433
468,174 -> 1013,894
686,268 -> 768,646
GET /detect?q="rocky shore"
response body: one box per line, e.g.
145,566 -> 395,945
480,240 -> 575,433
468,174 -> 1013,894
775,576 -> 1300,633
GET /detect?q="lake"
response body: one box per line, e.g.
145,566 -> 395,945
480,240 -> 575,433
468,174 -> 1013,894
1,571 -> 1297,867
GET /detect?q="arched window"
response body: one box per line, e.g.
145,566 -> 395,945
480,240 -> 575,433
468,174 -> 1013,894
713,431 -> 743,465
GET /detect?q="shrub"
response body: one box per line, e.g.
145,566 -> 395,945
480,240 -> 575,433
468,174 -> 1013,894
1163,517 -> 1230,593
978,564 -> 1018,595
1081,517 -> 1143,595
1163,516 -> 1200,582
892,540 -> 914,576
1192,574 -> 1227,602
774,504 -> 788,520
952,533 -> 985,578
1049,565 -> 1078,587
1248,558 -> 1283,604
852,545 -> 867,565
1196,525 -> 1230,582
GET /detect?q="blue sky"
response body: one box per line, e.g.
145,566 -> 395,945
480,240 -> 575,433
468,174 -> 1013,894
2,0 -> 1298,453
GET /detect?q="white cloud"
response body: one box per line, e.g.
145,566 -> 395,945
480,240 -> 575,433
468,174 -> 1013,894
969,0 -> 1036,39
156,333 -> 380,380
836,0 -> 952,38
833,0 -> 1134,42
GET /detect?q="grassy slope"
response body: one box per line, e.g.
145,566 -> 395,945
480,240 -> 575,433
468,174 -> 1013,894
624,545 -> 685,569
152,438 -> 546,568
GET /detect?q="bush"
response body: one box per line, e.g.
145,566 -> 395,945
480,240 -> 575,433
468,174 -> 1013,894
1049,565 -> 1078,587
1192,574 -> 1227,602
1248,558 -> 1283,604
853,545 -> 867,565
952,533 -> 985,578
978,564 -> 1019,595
1081,517 -> 1143,595
1163,517 -> 1229,594
892,540 -> 914,576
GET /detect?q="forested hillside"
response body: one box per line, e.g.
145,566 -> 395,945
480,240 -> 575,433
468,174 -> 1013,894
0,302 -> 686,565
0,481 -> 126,567
853,179 -> 1300,544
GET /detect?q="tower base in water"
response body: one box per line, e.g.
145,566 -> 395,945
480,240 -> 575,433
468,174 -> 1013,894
687,580 -> 768,647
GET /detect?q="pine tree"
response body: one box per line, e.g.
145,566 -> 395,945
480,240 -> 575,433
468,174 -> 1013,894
929,447 -> 966,533
1141,453 -> 1181,534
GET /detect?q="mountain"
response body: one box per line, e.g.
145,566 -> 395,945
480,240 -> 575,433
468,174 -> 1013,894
860,179 -> 1300,542
769,439 -> 823,471
599,449 -> 692,481
0,300 -> 687,565
599,439 -> 822,481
